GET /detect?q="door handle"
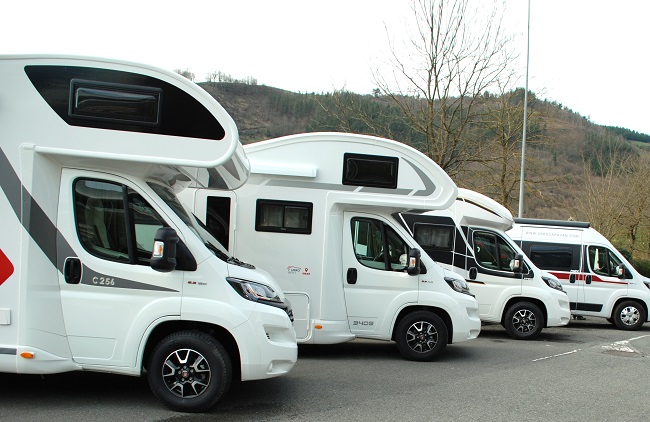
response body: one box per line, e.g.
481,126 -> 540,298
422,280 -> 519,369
586,275 -> 592,285
569,274 -> 576,283
64,258 -> 82,284
347,268 -> 357,284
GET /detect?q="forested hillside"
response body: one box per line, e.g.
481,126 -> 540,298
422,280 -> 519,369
200,81 -> 650,270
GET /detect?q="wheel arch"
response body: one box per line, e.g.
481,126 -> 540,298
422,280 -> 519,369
611,297 -> 649,322
142,320 -> 241,382
391,305 -> 453,344
501,297 -> 548,328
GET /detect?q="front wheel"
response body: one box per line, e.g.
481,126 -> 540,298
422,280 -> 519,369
148,330 -> 232,413
612,301 -> 646,330
395,311 -> 448,361
503,302 -> 544,340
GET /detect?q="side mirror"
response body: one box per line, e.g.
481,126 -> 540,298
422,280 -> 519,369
512,254 -> 524,274
407,248 -> 421,276
151,227 -> 179,272
616,264 -> 627,279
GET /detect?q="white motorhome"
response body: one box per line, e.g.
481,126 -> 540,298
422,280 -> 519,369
180,132 -> 481,362
508,219 -> 650,330
398,189 -> 571,339
0,55 -> 297,412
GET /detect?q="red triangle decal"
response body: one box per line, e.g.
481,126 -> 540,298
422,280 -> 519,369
0,248 -> 14,286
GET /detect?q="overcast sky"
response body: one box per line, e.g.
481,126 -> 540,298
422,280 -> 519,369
4,0 -> 650,134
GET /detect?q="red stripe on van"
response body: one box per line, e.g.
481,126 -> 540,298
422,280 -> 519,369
0,248 -> 14,286
589,275 -> 628,285
548,271 -> 570,280
547,271 -> 627,285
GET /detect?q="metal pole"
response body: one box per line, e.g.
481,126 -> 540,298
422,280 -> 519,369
518,0 -> 530,218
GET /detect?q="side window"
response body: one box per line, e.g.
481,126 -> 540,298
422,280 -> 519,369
351,218 -> 408,271
529,245 -> 573,271
205,196 -> 231,249
75,180 -> 130,263
414,223 -> 454,251
588,246 -> 622,277
255,199 -> 312,234
74,179 -> 167,265
128,189 -> 166,265
473,231 -> 523,273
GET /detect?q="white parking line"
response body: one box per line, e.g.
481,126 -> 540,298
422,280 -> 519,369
532,349 -> 581,362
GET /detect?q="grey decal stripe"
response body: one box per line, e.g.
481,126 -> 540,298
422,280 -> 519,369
56,231 -> 77,272
0,148 -> 21,218
359,186 -> 413,195
267,180 -> 358,191
22,186 -> 59,267
403,158 -> 437,197
81,265 -> 179,292
0,348 -> 17,355
1,148 -> 71,269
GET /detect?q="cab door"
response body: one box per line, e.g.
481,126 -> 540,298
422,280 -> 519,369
342,212 -> 418,337
467,229 -> 523,318
582,244 -> 628,314
56,170 -> 184,367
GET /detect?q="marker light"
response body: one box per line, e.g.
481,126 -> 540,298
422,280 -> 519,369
20,352 -> 34,359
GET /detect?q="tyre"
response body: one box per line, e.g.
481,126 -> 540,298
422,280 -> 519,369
612,301 -> 646,330
148,330 -> 232,413
503,302 -> 544,340
395,311 -> 448,362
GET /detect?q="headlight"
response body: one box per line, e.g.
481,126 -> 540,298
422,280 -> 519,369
542,275 -> 564,292
643,280 -> 650,290
444,276 -> 473,296
227,277 -> 282,303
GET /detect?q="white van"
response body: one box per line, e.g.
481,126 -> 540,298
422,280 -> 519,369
399,189 -> 571,339
508,219 -> 650,330
0,55 -> 297,412
179,132 -> 481,362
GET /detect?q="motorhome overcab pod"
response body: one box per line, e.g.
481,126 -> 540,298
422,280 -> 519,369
0,55 -> 297,413
399,189 -> 571,340
180,132 -> 481,362
508,219 -> 650,330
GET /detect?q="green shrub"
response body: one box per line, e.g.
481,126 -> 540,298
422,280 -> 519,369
631,258 -> 650,277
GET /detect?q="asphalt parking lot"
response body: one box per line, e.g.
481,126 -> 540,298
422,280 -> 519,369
1,318 -> 649,422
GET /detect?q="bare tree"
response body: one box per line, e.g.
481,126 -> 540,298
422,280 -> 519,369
206,71 -> 219,82
458,84 -> 559,213
373,0 -> 517,177
576,136 -> 639,240
174,68 -> 195,81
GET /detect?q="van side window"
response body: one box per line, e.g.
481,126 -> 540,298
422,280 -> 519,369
205,196 -> 231,249
342,153 -> 398,189
473,231 -> 522,273
413,223 -> 454,251
75,180 -> 130,263
256,199 -> 312,234
529,245 -> 573,271
74,179 -> 166,265
128,190 -> 166,265
351,218 -> 409,271
588,246 -> 622,277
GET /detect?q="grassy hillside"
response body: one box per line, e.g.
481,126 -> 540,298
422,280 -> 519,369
199,81 -> 650,266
